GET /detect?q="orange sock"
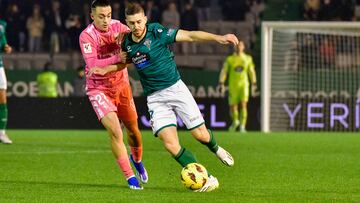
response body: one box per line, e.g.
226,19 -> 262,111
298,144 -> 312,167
130,147 -> 143,163
116,156 -> 134,179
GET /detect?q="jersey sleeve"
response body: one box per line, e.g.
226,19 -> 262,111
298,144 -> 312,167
79,32 -> 121,68
0,22 -> 7,51
153,23 -> 179,45
248,56 -> 255,71
119,23 -> 131,34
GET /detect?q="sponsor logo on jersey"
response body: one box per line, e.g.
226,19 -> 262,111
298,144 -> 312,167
235,66 -> 244,72
132,52 -> 150,70
83,43 -> 92,54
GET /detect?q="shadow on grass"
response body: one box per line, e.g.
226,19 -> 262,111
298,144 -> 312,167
0,180 -> 185,193
0,180 -> 124,189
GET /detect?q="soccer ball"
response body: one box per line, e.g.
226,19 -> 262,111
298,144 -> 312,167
180,163 -> 208,190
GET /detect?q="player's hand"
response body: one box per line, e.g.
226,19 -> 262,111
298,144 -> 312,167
219,83 -> 226,94
218,34 -> 239,46
120,52 -> 128,64
4,44 -> 12,54
88,67 -> 107,76
251,83 -> 259,97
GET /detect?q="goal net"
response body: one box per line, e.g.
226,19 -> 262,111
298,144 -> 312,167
261,22 -> 360,132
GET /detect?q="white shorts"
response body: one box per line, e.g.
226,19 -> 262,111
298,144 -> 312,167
147,79 -> 204,136
0,68 -> 7,90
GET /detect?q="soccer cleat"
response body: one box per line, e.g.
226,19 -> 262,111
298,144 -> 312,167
127,176 -> 143,190
239,125 -> 247,133
216,146 -> 234,166
130,154 -> 148,184
194,175 -> 219,192
0,134 -> 12,144
228,120 -> 240,132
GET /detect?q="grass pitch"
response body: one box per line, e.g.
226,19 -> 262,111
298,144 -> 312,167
0,130 -> 359,202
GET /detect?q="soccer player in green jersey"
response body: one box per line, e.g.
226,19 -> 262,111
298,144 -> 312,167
89,3 -> 237,192
0,19 -> 13,144
219,41 -> 257,132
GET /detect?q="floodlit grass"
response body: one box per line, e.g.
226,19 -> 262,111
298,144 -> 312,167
1,130 -> 359,202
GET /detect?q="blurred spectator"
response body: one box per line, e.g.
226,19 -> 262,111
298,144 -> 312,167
194,0 -> 211,21
145,0 -> 161,23
112,2 -> 125,22
26,4 -> 45,52
37,62 -> 58,98
180,2 -> 198,54
72,66 -> 86,97
66,15 -> 83,51
222,0 -> 247,21
45,0 -> 67,54
319,37 -> 335,68
302,0 -> 321,20
339,0 -> 356,21
162,2 -> 180,28
81,3 -> 91,26
5,3 -> 27,52
319,0 -> 341,20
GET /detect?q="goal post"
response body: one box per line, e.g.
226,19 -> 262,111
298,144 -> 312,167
261,21 -> 360,132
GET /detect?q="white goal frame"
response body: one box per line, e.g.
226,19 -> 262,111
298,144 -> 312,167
261,21 -> 360,132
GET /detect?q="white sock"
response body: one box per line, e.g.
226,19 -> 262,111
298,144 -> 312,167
0,130 -> 5,135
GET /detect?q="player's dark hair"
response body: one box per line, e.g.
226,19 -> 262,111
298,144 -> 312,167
125,3 -> 144,16
91,0 -> 111,10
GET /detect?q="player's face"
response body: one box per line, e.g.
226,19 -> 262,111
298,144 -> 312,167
126,13 -> 147,38
91,6 -> 112,31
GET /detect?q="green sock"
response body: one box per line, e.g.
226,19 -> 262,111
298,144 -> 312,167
201,129 -> 219,153
232,109 -> 239,125
174,147 -> 197,167
0,104 -> 8,130
240,108 -> 248,127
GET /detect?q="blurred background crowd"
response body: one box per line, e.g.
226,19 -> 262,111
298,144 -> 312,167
0,0 -> 358,70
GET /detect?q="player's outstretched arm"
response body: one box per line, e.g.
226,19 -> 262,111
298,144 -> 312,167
218,61 -> 229,94
88,63 -> 130,76
176,30 -> 239,46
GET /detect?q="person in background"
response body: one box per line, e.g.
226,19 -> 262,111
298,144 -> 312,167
26,4 -> 45,52
72,66 -> 86,97
37,62 -> 58,98
0,18 -> 13,144
219,41 -> 257,132
180,2 -> 198,54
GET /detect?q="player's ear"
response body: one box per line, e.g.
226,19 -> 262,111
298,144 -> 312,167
90,9 -> 95,21
144,16 -> 148,24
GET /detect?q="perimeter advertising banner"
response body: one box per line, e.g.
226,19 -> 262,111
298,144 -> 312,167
6,69 -> 261,130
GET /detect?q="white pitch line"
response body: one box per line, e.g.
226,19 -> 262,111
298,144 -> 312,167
0,150 -> 110,155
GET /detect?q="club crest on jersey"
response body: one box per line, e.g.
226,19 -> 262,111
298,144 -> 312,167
144,39 -> 152,50
157,28 -> 163,33
167,29 -> 175,36
83,43 -> 92,54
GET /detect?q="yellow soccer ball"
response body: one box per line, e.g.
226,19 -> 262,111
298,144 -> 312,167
180,163 -> 208,190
